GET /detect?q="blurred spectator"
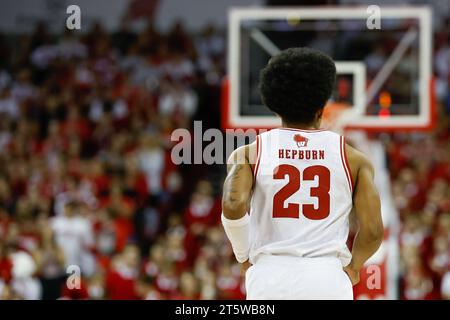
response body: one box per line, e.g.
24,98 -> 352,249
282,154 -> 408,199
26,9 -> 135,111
105,244 -> 140,299
442,271 -> 450,300
0,86 -> 19,120
35,223 -> 66,300
51,202 -> 95,276
9,246 -> 41,299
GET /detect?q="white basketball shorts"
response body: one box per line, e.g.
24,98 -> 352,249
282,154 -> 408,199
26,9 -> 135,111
245,255 -> 354,300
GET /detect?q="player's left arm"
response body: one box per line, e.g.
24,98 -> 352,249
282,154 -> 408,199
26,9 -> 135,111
344,143 -> 384,285
221,144 -> 255,264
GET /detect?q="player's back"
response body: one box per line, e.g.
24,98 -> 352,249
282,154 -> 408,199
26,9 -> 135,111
249,128 -> 353,266
246,128 -> 354,299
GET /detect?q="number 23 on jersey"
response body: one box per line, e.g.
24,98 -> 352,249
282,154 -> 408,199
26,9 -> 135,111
273,164 -> 330,220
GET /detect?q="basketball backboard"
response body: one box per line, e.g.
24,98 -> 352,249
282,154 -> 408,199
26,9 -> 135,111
222,6 -> 434,132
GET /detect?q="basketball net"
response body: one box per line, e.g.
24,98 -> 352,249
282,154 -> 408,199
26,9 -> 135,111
321,102 -> 371,150
321,102 -> 353,134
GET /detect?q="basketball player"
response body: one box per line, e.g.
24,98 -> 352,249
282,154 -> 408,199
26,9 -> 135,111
221,48 -> 384,300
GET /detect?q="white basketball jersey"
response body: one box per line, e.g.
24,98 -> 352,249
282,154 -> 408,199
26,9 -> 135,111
249,128 -> 353,266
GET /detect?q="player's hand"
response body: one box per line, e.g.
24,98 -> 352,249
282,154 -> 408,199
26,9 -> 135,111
240,260 -> 252,276
343,264 -> 360,286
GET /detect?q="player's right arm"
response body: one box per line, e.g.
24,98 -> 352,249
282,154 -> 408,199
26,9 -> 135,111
344,144 -> 384,285
221,143 -> 256,265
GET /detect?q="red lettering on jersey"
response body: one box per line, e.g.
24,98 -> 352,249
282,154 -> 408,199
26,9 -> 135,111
278,149 -> 325,160
273,165 -> 300,218
302,165 -> 331,220
272,164 -> 331,219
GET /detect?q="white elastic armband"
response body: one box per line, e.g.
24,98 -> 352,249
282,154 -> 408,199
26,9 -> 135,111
221,213 -> 250,263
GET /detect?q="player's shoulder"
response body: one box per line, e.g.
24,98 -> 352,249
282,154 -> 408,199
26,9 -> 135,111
227,141 -> 257,166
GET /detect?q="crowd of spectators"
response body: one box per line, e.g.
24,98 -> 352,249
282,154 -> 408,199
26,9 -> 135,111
385,18 -> 450,299
0,12 -> 448,300
0,19 -> 245,300
388,118 -> 450,300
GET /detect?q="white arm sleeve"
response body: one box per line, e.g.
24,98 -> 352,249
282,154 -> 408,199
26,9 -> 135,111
221,213 -> 250,263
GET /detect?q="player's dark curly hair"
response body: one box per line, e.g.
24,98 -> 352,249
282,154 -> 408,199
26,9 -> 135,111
259,47 -> 336,124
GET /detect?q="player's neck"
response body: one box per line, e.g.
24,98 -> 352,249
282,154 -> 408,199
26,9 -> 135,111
281,120 -> 320,130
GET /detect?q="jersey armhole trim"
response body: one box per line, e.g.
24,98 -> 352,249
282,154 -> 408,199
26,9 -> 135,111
253,135 -> 262,182
340,136 -> 354,194
250,145 -> 255,173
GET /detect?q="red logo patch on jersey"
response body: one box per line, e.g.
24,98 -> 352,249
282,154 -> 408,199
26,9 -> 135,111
294,134 -> 309,147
